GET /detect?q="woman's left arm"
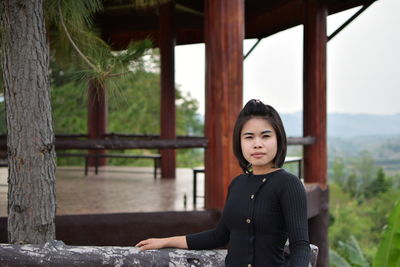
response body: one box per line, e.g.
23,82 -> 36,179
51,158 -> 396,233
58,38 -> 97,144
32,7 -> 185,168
280,176 -> 311,267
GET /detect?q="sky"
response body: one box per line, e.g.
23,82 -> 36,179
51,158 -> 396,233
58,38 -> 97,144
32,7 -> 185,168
174,0 -> 400,115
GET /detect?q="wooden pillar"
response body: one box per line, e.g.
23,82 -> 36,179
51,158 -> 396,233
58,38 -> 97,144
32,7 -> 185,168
204,0 -> 244,209
88,80 -> 107,167
303,0 -> 328,266
159,0 -> 176,178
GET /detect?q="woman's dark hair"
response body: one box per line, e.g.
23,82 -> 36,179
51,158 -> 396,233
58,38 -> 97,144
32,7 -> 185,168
233,99 -> 287,173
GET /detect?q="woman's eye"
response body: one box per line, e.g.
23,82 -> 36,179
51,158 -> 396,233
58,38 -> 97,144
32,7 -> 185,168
244,136 -> 253,139
263,135 -> 270,138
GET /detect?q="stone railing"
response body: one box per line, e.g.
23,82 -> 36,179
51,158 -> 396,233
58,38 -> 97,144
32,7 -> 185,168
0,240 -> 318,266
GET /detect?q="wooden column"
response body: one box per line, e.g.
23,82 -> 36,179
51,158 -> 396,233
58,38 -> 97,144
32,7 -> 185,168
204,0 -> 244,209
303,0 -> 328,266
303,2 -> 327,186
159,1 -> 176,178
88,80 -> 107,167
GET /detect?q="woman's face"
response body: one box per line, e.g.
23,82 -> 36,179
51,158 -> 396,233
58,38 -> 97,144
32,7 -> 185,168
240,117 -> 278,175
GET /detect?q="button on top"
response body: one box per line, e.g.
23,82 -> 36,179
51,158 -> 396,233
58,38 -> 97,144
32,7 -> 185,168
262,178 -> 266,182
250,194 -> 255,199
246,218 -> 251,224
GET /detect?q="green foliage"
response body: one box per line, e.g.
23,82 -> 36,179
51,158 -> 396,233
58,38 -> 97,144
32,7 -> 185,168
331,156 -> 347,189
329,183 -> 376,260
391,174 -> 400,189
107,70 -> 160,134
373,201 -> 400,267
330,202 -> 400,267
364,168 -> 392,199
330,235 -> 370,267
334,150 -> 376,198
51,60 -> 204,167
51,82 -> 87,134
330,249 -> 352,267
44,0 -> 102,26
105,66 -> 203,137
128,0 -> 170,7
45,0 -> 153,90
41,0 -> 203,167
175,88 -> 203,136
329,176 -> 400,261
107,70 -> 203,167
45,0 -> 105,69
363,190 -> 400,244
354,151 -> 377,190
345,173 -> 359,198
329,136 -> 400,175
338,236 -> 370,267
330,154 -> 393,200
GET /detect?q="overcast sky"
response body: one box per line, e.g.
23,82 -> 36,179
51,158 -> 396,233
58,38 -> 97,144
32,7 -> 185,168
175,0 -> 400,115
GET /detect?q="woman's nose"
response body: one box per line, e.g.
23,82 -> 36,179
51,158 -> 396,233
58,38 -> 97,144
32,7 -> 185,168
253,138 -> 262,148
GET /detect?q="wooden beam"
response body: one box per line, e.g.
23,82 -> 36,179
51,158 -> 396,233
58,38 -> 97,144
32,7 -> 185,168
204,0 -> 244,209
287,136 -> 315,146
87,80 -> 107,166
303,0 -> 328,266
0,136 -> 315,150
159,0 -> 176,178
246,0 -> 303,39
328,2 -> 374,42
104,134 -> 206,140
55,138 -> 207,150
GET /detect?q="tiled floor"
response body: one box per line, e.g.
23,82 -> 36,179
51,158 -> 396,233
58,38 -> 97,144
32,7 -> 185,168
0,166 -> 205,217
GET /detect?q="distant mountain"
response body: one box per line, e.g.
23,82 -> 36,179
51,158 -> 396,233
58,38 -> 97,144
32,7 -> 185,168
280,112 -> 303,137
280,112 -> 400,137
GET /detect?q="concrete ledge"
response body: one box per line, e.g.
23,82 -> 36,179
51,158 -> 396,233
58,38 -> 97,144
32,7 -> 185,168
0,240 -> 318,267
0,240 -> 226,267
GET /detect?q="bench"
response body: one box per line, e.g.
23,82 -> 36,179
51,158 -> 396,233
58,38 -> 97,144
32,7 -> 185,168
57,153 -> 161,179
192,156 -> 303,205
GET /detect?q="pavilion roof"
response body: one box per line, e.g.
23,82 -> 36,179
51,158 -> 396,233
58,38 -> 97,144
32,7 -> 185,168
95,0 -> 375,50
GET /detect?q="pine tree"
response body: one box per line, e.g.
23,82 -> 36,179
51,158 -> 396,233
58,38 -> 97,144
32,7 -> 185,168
1,0 -> 56,244
0,0 -> 168,244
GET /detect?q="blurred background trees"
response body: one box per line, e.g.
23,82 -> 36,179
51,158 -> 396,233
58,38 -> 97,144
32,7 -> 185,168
329,151 -> 400,265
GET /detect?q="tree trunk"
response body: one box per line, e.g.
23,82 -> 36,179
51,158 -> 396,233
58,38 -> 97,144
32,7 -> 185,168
0,0 -> 56,243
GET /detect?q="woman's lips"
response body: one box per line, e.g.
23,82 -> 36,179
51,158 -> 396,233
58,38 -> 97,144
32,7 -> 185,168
251,153 -> 266,158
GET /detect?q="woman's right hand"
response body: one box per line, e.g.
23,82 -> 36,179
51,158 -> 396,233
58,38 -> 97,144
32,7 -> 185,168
135,238 -> 168,250
135,236 -> 188,251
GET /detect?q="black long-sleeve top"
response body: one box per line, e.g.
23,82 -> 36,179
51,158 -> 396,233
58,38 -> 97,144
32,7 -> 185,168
186,169 -> 310,267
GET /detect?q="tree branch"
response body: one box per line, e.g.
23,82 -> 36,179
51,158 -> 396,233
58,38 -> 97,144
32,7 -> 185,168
106,70 -> 131,78
57,2 -> 100,73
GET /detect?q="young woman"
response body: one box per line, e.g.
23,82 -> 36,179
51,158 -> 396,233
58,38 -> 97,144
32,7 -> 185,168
136,99 -> 310,267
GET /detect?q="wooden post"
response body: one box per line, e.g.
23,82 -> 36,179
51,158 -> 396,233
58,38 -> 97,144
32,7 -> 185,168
87,80 -> 107,167
159,0 -> 176,179
204,0 -> 244,209
303,0 -> 328,266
